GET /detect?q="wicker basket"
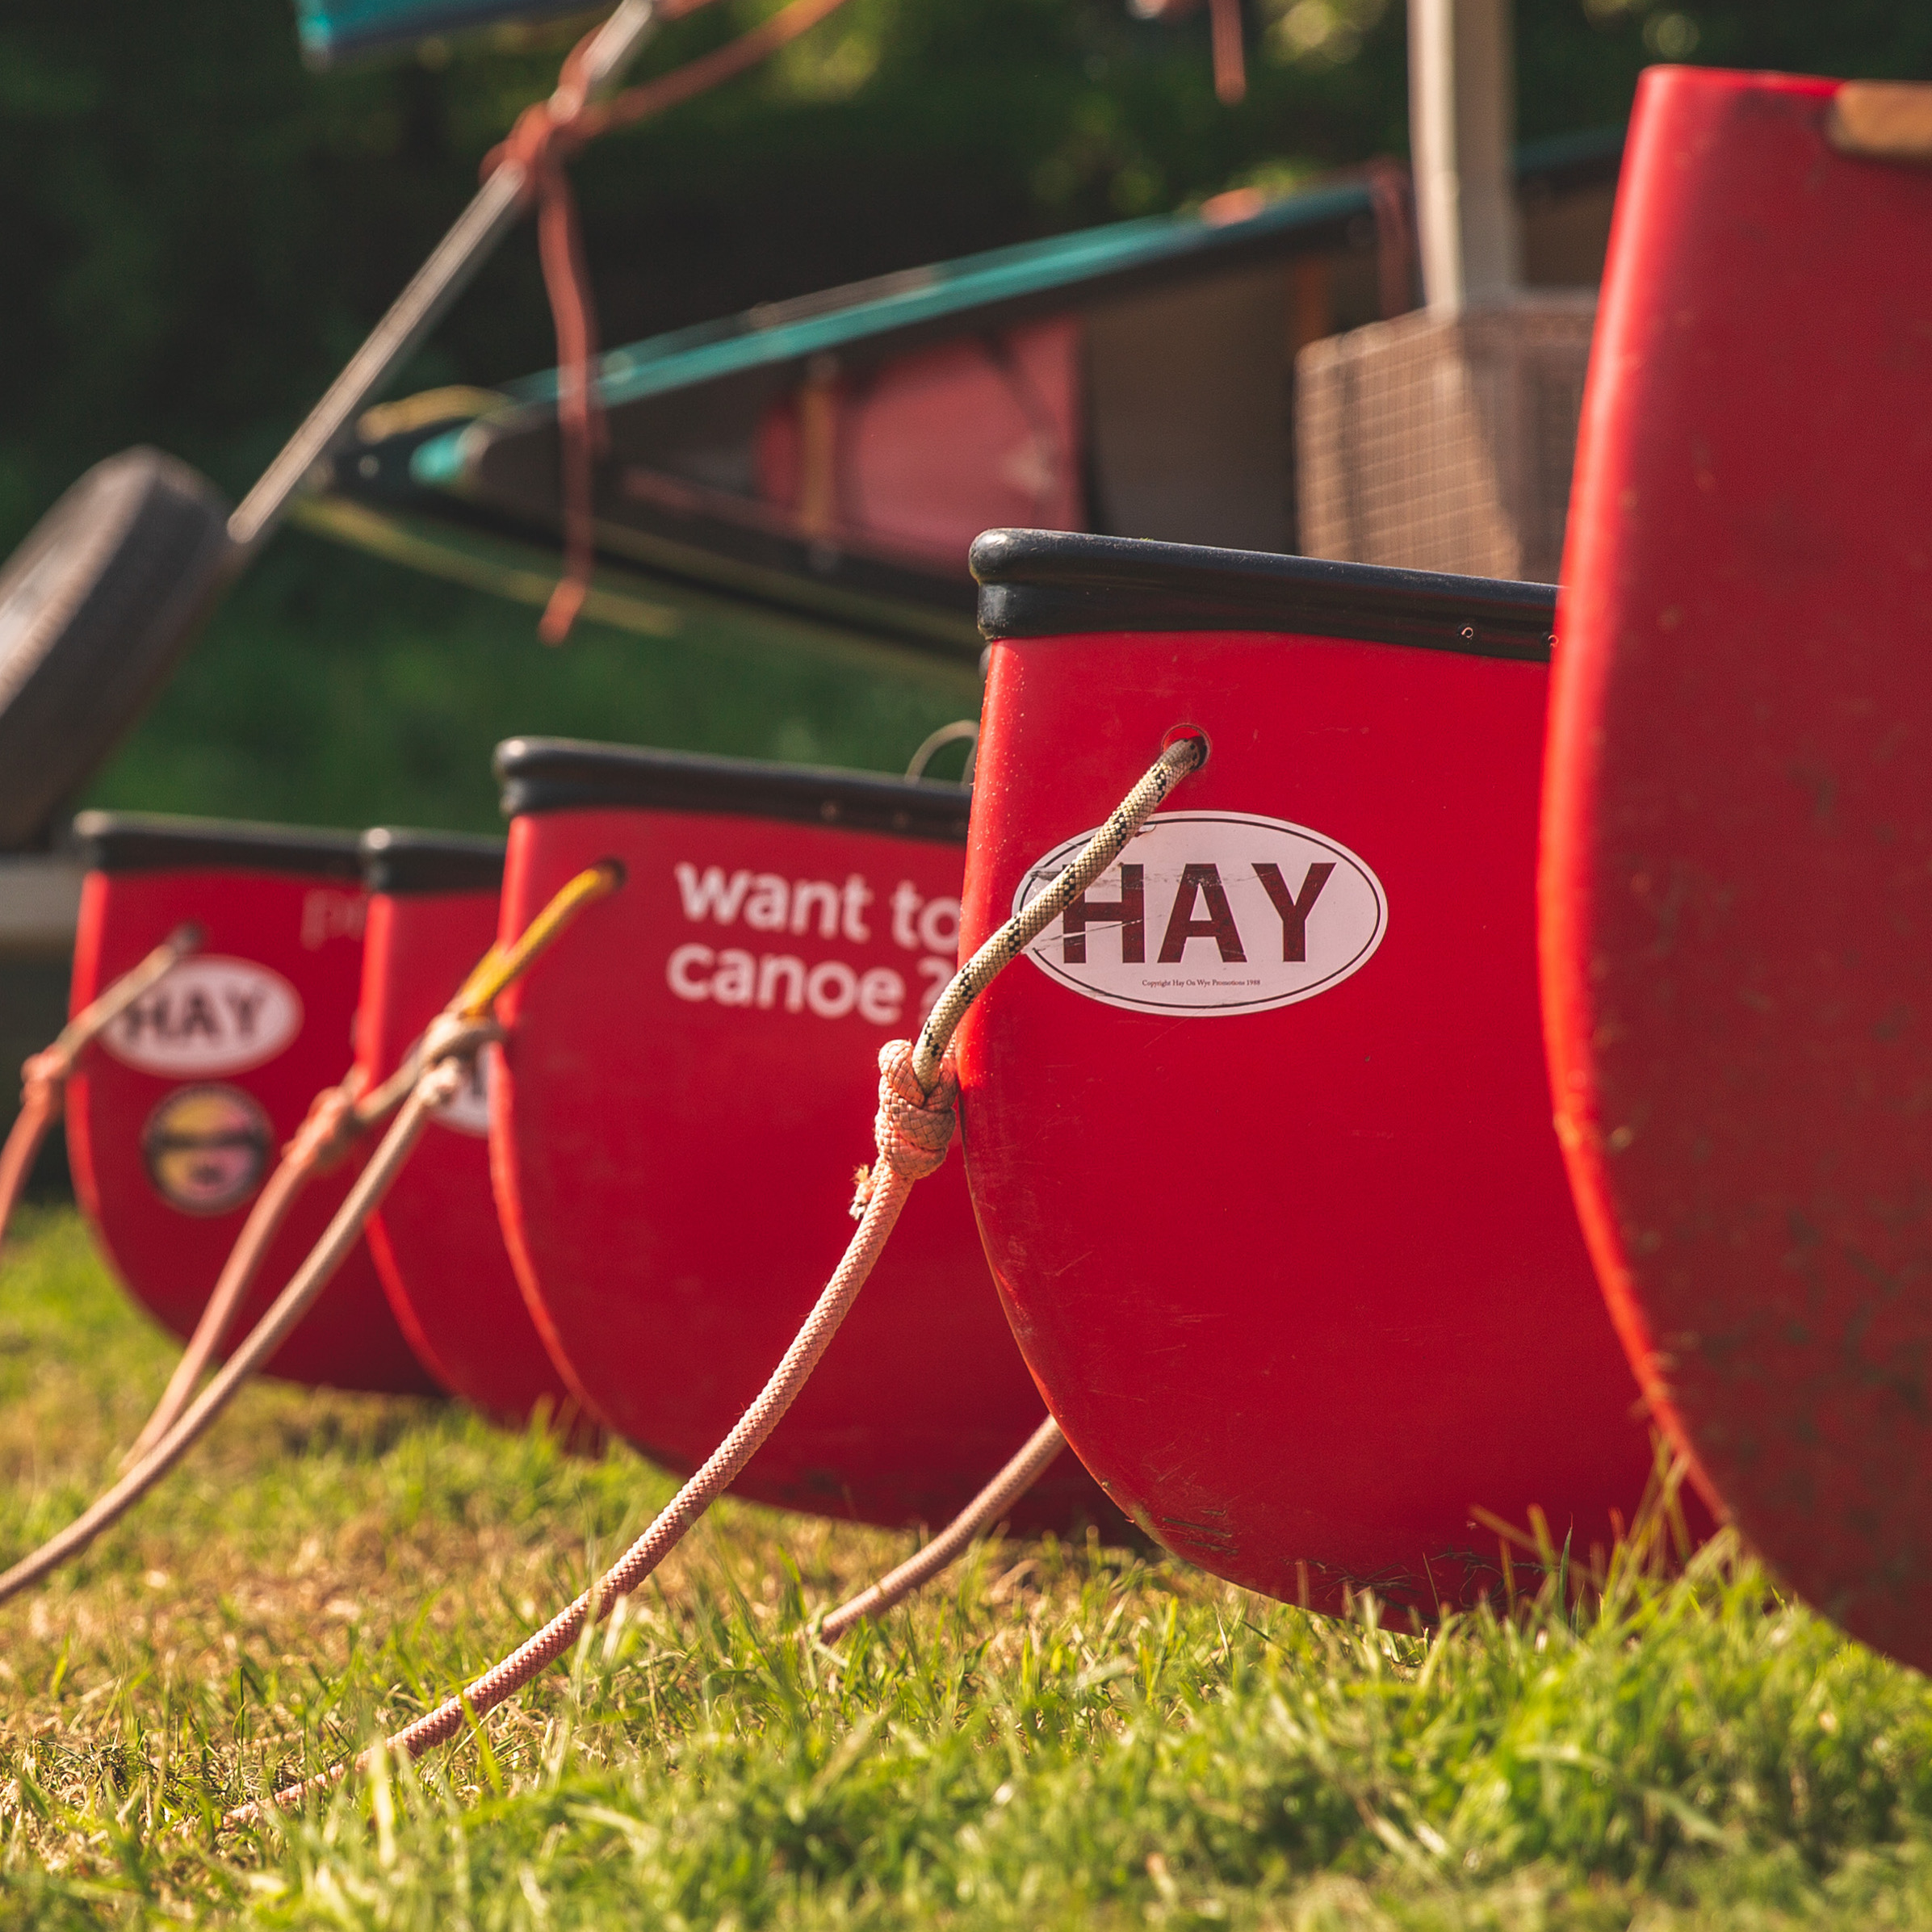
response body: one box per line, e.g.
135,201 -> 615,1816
1294,291 -> 1596,584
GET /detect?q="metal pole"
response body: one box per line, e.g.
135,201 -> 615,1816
228,0 -> 660,551
1408,0 -> 1519,316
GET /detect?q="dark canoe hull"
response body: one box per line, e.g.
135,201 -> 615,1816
316,132 -> 1622,656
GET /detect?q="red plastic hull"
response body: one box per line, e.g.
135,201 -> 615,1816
1540,69 -> 1932,1666
957,588 -> 1657,1612
65,841 -> 435,1393
358,875 -> 584,1431
490,744 -> 1121,1532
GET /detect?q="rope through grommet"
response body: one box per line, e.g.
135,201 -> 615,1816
904,719 -> 979,785
912,733 -> 1205,1092
0,865 -> 622,1611
0,923 -> 202,1268
227,733 -> 1206,1828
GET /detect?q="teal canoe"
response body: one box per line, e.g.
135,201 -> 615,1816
312,128 -> 1620,656
295,0 -> 589,68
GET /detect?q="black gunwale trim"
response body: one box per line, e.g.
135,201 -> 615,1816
316,485 -> 982,660
970,530 -> 1557,663
494,739 -> 970,846
360,827 -> 506,896
72,810 -> 364,881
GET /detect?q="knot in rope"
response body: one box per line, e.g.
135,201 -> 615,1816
417,1014 -> 505,1111
483,61 -> 593,203
19,1047 -> 69,1108
852,1040 -> 958,1216
283,1079 -> 366,1175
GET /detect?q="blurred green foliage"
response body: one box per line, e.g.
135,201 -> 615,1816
11,0 -> 1932,530
2,0 -> 1929,821
84,530 -> 980,832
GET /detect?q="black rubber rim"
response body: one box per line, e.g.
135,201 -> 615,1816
73,810 -> 364,881
495,738 -> 971,844
0,449 -> 236,849
970,528 -> 1557,662
360,827 -> 507,895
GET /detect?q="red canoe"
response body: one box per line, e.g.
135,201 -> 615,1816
1540,68 -> 1932,1667
490,739 -> 1119,1532
957,530 -> 1657,1614
356,828 -> 585,1431
65,812 -> 435,1393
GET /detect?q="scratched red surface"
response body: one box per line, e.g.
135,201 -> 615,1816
1541,67 -> 1932,1667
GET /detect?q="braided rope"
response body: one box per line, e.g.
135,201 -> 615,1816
126,1154 -> 311,1465
0,1081 -> 61,1274
233,1089 -> 936,1825
818,1415 -> 1067,1643
481,0 -> 856,643
126,1079 -> 372,1464
0,867 -> 620,1608
850,1039 -> 960,1215
125,870 -> 619,1461
0,1087 -> 442,1607
48,923 -> 206,1071
228,736 -> 1205,1827
913,734 -> 1205,1089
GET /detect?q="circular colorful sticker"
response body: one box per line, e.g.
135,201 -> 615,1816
140,1084 -> 273,1215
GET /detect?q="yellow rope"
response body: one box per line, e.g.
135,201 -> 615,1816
454,861 -> 623,1018
0,861 -> 627,1607
231,739 -> 1205,1826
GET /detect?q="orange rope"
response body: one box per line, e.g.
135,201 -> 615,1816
241,1050 -> 955,1823
1138,0 -> 1246,107
1209,0 -> 1246,105
0,924 -> 201,1268
227,738 -> 1206,1828
484,0 -> 858,644
0,1077 -> 61,1267
124,1079 -> 371,1464
0,867 -> 622,1611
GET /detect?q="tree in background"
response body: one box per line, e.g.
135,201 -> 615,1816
0,0 -> 1927,848
4,0 -> 1929,551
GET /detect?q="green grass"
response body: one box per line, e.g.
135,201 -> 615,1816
4,1209 -> 1932,1927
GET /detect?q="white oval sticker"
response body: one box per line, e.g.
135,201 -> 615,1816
1012,810 -> 1387,1016
101,956 -> 304,1077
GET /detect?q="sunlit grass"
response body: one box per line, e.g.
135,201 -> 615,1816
3,1208 -> 1932,1928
